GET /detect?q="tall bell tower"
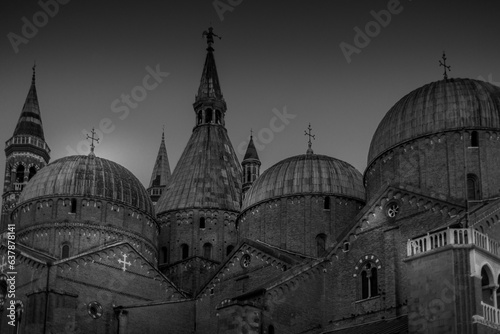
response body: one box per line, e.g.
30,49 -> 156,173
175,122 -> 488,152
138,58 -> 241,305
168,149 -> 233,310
1,65 -> 50,231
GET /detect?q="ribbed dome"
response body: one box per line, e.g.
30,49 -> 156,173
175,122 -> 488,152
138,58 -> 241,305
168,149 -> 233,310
368,78 -> 500,166
155,125 -> 242,213
242,154 -> 365,211
18,155 -> 154,215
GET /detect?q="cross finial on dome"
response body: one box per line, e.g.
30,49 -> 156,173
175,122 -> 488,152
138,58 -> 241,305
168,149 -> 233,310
439,51 -> 451,80
304,123 -> 315,154
86,127 -> 100,156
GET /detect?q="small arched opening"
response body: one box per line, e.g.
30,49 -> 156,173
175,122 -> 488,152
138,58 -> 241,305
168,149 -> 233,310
467,174 -> 480,201
203,243 -> 213,259
15,165 -> 25,183
61,243 -> 70,259
482,266 -> 494,306
28,166 -> 37,180
205,108 -> 213,123
471,131 -> 479,147
181,244 -> 189,260
316,233 -> 327,257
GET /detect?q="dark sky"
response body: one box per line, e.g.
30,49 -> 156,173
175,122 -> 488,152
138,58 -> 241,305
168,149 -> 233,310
1,1 -> 500,187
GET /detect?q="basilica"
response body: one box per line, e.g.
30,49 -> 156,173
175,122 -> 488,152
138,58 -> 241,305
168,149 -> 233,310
2,30 -> 500,334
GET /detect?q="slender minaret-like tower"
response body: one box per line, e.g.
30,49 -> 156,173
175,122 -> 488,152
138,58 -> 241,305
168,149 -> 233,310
241,133 -> 261,197
155,27 -> 242,294
147,130 -> 171,206
1,65 -> 50,231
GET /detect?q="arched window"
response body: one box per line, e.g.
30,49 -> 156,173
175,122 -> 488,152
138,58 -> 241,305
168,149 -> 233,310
226,245 -> 234,256
316,234 -> 326,257
497,275 -> 500,307
197,111 -> 202,125
467,174 -> 479,200
28,166 -> 37,180
361,263 -> 379,299
203,243 -> 213,259
161,247 -> 168,264
471,131 -> 479,147
61,244 -> 70,259
200,217 -> 206,229
268,325 -> 275,334
0,275 -> 7,310
216,110 -> 221,124
482,266 -> 494,306
324,197 -> 330,210
181,244 -> 189,260
70,198 -> 77,213
205,108 -> 213,123
16,165 -> 25,183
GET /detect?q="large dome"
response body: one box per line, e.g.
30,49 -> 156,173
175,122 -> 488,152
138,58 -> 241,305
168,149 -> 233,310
18,155 -> 154,215
368,78 -> 500,167
242,154 -> 365,211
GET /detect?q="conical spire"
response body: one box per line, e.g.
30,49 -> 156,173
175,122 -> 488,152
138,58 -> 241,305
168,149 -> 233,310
149,130 -> 171,188
193,27 -> 227,128
243,133 -> 260,162
242,132 -> 261,195
13,64 -> 45,139
196,27 -> 224,103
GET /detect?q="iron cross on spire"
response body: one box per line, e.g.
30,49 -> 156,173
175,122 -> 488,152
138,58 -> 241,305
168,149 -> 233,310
304,123 -> 315,154
86,127 -> 100,155
439,51 -> 451,80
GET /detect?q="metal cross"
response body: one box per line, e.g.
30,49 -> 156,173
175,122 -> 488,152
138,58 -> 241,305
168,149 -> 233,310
250,128 -> 253,138
439,52 -> 451,80
0,255 -> 6,272
118,253 -> 132,272
86,128 -> 100,154
304,123 -> 315,153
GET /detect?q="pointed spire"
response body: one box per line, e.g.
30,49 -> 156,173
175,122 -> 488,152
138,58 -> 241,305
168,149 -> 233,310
243,132 -> 260,162
149,129 -> 171,189
242,131 -> 261,195
196,27 -> 224,102
13,64 -> 45,139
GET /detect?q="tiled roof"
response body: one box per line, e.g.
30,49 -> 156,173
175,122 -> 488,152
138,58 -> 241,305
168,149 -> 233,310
18,155 -> 154,215
323,315 -> 408,334
155,125 -> 242,213
242,154 -> 365,211
368,78 -> 500,166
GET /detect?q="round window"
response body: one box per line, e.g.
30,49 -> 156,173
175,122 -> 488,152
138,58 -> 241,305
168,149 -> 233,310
240,254 -> 251,268
386,202 -> 400,218
87,301 -> 103,319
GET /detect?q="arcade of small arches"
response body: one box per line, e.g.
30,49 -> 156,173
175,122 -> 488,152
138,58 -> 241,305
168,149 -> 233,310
196,108 -> 224,126
480,264 -> 500,309
159,242 -> 236,264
